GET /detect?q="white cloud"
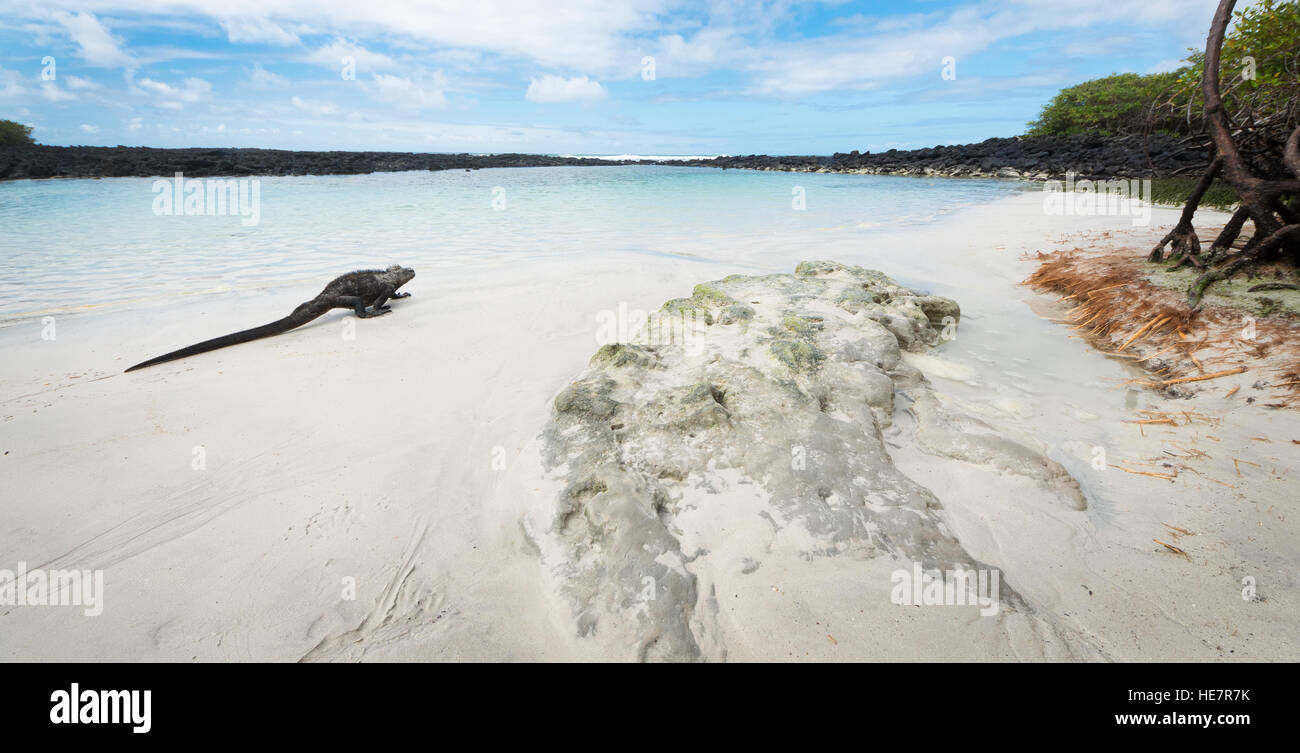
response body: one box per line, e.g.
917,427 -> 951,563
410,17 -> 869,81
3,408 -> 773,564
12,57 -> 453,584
0,68 -> 28,98
136,76 -> 212,108
13,0 -> 1229,104
250,64 -> 290,88
739,0 -> 1223,97
64,74 -> 100,90
50,10 -> 134,68
219,16 -> 301,46
2,0 -> 1236,150
654,29 -> 747,77
79,123 -> 100,133
25,1 -> 663,73
525,74 -> 606,104
41,81 -> 77,102
291,95 -> 339,116
370,73 -> 450,109
305,38 -> 397,73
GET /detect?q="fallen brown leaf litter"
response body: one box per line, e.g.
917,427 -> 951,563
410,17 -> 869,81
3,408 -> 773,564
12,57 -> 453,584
1154,539 -> 1189,557
1111,463 -> 1177,481
1025,248 -> 1300,408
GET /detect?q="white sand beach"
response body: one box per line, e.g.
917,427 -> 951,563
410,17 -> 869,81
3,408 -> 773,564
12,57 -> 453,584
2,191 -> 1297,662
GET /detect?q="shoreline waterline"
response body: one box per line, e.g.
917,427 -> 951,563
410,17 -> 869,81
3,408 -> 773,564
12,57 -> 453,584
0,166 -> 1035,326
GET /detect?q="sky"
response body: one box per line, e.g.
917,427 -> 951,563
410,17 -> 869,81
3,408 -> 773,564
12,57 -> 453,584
0,0 -> 1237,155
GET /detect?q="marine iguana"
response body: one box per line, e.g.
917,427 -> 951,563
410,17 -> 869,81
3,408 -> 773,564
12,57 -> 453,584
125,264 -> 415,372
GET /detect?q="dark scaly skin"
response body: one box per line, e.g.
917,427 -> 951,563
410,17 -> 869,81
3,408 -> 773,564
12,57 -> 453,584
124,264 -> 415,372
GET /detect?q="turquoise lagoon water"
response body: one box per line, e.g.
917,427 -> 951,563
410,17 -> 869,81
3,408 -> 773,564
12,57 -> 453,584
0,166 -> 1030,324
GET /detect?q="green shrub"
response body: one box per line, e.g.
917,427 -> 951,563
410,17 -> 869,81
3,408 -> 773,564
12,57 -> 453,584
1027,1 -> 1299,139
1175,0 -> 1300,131
1026,72 -> 1184,137
0,119 -> 35,146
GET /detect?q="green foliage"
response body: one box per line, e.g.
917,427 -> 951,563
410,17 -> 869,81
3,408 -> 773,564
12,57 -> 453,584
0,119 -> 35,145
1148,177 -> 1240,210
1025,72 -> 1185,137
1176,0 -> 1300,127
1026,0 -> 1300,138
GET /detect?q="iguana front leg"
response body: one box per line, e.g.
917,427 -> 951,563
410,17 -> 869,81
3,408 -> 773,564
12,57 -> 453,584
368,285 -> 398,311
390,291 -> 411,299
333,295 -> 390,318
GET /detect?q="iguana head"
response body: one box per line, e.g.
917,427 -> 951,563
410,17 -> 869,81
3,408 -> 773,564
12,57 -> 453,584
383,264 -> 416,287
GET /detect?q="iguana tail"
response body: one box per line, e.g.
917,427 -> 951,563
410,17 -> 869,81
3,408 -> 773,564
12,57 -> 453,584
124,299 -> 330,372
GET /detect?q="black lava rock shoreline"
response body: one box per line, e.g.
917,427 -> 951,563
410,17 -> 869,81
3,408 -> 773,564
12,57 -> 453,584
678,134 -> 1208,180
0,145 -> 643,181
0,134 -> 1208,182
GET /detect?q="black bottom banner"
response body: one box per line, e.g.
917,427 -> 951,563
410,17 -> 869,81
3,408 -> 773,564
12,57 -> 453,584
4,661 -> 1290,742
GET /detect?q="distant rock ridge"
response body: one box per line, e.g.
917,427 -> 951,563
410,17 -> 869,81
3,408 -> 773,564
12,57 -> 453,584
681,134 -> 1208,180
0,145 -> 643,181
2,134 -> 1207,181
523,260 -> 1087,661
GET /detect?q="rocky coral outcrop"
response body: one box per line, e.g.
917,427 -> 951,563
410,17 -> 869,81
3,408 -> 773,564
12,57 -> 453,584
523,261 -> 1086,661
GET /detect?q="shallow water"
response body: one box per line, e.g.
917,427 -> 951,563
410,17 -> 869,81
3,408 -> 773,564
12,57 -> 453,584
0,166 -> 1030,324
